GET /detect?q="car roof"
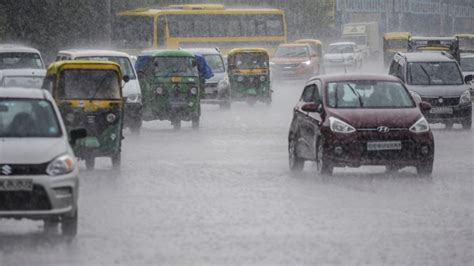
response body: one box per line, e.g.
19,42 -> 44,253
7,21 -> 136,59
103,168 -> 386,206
329,42 -> 356,46
0,87 -> 51,100
0,69 -> 46,77
58,49 -> 131,58
0,44 -> 41,54
398,52 -> 456,62
310,73 -> 401,84
182,48 -> 222,55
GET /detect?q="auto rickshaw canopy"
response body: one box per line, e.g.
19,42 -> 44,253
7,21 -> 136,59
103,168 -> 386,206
47,60 -> 122,78
228,48 -> 269,57
383,32 -> 411,41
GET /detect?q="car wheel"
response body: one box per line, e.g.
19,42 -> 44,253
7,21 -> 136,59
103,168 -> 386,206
288,138 -> 304,172
192,117 -> 200,129
85,158 -> 95,170
172,119 -> 181,130
416,161 -> 433,177
316,139 -> 333,176
445,122 -> 453,129
111,153 -> 121,169
61,209 -> 78,241
462,118 -> 472,130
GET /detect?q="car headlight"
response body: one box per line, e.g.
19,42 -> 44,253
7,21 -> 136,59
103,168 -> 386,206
329,117 -> 356,133
259,76 -> 266,82
409,117 -> 430,133
410,90 -> 422,104
46,154 -> 75,176
126,93 -> 142,103
302,60 -> 311,66
218,79 -> 229,89
237,76 -> 244,82
106,113 -> 117,123
155,87 -> 164,94
460,90 -> 471,104
190,87 -> 198,94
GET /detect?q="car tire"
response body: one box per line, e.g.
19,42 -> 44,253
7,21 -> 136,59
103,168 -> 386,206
288,138 -> 304,172
416,161 -> 433,177
85,158 -> 95,170
172,119 -> 181,130
462,118 -> 472,130
61,209 -> 78,241
111,153 -> 121,169
316,139 -> 333,176
192,117 -> 200,129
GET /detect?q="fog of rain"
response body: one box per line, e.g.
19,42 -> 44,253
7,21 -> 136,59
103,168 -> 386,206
0,1 -> 473,265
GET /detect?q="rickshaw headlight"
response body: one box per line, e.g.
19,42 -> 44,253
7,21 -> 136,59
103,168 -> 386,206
126,93 -> 142,103
259,76 -> 266,82
106,113 -> 117,123
190,87 -> 198,95
237,76 -> 244,82
155,87 -> 164,94
46,154 -> 75,176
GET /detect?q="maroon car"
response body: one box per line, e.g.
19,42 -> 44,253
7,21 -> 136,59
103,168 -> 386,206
288,74 -> 435,176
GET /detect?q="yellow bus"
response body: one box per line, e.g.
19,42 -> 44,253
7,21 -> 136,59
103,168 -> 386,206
113,4 -> 287,54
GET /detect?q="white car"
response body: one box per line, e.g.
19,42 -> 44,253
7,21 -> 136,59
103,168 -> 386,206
0,68 -> 46,89
460,53 -> 474,100
0,44 -> 45,70
56,49 -> 143,133
0,87 -> 86,239
323,42 -> 363,71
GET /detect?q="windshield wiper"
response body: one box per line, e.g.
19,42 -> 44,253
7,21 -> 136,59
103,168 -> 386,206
346,83 -> 364,107
419,65 -> 432,85
90,76 -> 109,100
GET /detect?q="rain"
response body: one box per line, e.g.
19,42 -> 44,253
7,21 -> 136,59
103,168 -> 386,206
0,0 -> 473,265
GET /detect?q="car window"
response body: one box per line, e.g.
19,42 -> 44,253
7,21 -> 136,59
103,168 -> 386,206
0,99 -> 62,137
407,62 -> 463,85
203,54 -> 225,73
0,52 -> 44,69
328,45 -> 353,54
274,47 -> 309,58
460,57 -> 474,72
326,81 -> 415,108
301,85 -> 315,102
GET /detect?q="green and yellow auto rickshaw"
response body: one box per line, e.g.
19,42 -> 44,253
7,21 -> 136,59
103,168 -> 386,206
44,61 -> 127,170
227,48 -> 271,105
138,50 -> 204,130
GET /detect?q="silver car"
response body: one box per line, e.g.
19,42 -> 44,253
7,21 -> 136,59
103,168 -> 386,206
0,87 -> 86,239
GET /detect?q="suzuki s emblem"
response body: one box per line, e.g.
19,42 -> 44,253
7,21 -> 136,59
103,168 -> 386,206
438,97 -> 444,104
1,165 -> 12,175
377,126 -> 390,133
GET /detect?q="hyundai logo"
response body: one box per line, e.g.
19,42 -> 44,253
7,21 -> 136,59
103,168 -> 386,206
377,126 -> 390,133
1,165 -> 12,175
438,97 -> 444,104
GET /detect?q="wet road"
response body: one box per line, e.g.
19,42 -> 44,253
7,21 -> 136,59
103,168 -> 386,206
1,68 -> 473,265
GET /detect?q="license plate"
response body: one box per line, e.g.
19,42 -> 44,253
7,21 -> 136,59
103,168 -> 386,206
205,88 -> 216,94
170,101 -> 188,108
430,107 -> 453,114
0,179 -> 33,191
367,141 -> 402,151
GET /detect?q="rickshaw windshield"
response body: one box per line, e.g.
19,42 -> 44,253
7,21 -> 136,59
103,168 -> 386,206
234,53 -> 268,69
58,69 -> 121,100
153,57 -> 198,77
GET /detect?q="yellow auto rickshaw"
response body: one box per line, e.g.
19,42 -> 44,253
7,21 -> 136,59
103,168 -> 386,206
44,61 -> 128,170
383,32 -> 411,67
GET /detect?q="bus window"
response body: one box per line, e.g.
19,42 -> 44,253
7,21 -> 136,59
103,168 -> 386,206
113,16 -> 153,48
157,16 -> 166,48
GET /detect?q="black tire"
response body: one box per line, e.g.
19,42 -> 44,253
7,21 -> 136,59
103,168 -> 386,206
288,138 -> 304,172
61,210 -> 78,241
316,139 -> 333,176
85,158 -> 95,170
416,161 -> 433,177
462,118 -> 472,130
192,117 -> 200,129
111,153 -> 121,169
445,122 -> 453,129
172,119 -> 181,130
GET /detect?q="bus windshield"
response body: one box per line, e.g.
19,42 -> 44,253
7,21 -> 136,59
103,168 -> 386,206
153,57 -> 198,77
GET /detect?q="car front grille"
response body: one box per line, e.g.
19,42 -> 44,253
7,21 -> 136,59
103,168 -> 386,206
0,185 -> 52,211
422,96 -> 459,107
0,163 -> 48,176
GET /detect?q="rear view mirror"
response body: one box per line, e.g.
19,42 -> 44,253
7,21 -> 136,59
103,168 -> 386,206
123,75 -> 130,83
465,74 -> 473,84
419,101 -> 432,112
301,103 -> 321,113
69,128 -> 87,146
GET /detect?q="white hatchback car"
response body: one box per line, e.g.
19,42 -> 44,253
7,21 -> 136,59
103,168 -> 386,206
0,87 -> 86,238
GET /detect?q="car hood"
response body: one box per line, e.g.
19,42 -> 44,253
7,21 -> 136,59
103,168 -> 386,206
328,108 -> 421,129
122,79 -> 141,97
206,72 -> 227,84
406,84 -> 470,97
271,57 -> 308,64
0,137 -> 69,164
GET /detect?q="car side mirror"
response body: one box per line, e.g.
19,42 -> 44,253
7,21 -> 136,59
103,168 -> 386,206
69,128 -> 87,146
301,103 -> 321,113
465,74 -> 473,84
419,101 -> 432,112
123,75 -> 130,83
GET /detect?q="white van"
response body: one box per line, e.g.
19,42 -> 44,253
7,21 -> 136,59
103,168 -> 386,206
0,44 -> 45,70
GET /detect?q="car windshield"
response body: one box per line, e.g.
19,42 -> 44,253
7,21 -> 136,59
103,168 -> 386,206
76,56 -> 136,79
407,62 -> 463,85
58,69 -> 121,99
0,99 -> 61,137
203,54 -> 225,73
2,75 -> 45,88
385,40 -> 408,49
0,52 -> 44,69
328,45 -> 354,54
460,57 -> 474,72
342,36 -> 367,46
234,53 -> 268,69
153,57 -> 198,77
326,81 -> 415,109
274,47 -> 308,58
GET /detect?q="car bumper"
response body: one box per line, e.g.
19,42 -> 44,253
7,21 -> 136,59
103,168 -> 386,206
0,169 -> 79,220
424,104 -> 472,123
323,129 -> 434,167
201,86 -> 230,104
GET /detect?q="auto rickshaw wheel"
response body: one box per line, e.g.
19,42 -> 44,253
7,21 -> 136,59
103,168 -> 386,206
85,158 -> 95,170
172,119 -> 181,130
111,153 -> 121,168
192,117 -> 200,129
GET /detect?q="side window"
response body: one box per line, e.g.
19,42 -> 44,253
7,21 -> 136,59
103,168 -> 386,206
313,80 -> 323,103
396,62 -> 405,81
389,60 -> 400,76
301,85 -> 316,102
